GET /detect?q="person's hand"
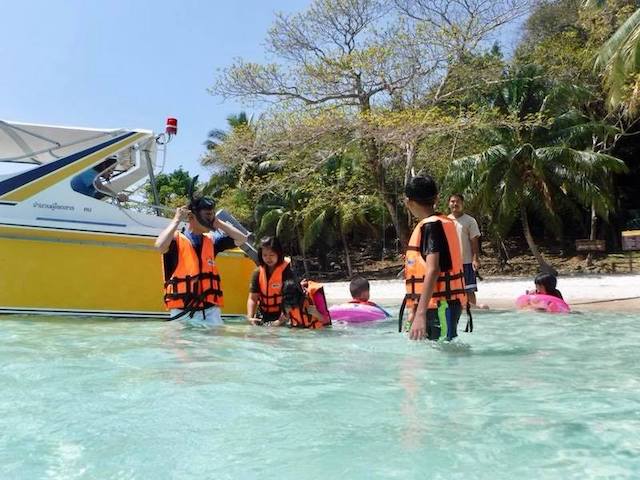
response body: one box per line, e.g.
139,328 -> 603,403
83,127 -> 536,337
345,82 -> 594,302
472,258 -> 480,271
248,317 -> 263,326
300,279 -> 309,289
174,206 -> 190,223
409,311 -> 426,340
269,318 -> 285,327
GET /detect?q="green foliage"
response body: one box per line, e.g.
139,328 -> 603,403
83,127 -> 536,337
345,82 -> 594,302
445,67 -> 628,267
144,167 -> 194,213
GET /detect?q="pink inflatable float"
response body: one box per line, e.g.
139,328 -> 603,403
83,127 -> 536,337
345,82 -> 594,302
515,294 -> 570,313
328,303 -> 389,323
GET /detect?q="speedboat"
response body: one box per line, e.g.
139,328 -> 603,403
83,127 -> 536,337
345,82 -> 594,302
0,119 -> 255,318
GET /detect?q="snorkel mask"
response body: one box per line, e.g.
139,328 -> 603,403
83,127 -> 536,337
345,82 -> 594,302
187,175 -> 216,230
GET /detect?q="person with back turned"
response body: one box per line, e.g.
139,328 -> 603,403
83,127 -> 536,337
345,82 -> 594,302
401,175 -> 468,341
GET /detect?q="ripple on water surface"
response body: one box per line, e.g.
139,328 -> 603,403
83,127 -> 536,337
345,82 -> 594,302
0,310 -> 639,479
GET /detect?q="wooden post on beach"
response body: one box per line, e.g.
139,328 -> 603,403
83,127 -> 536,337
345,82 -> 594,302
621,231 -> 640,273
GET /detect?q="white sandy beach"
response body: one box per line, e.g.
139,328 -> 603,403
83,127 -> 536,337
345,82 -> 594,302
323,274 -> 640,313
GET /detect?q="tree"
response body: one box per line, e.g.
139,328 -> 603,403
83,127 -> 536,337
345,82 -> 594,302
211,0 -> 530,247
144,167 -> 194,215
445,65 -> 627,272
576,0 -> 639,113
302,154 -> 383,276
202,111 -> 284,188
255,186 -> 311,273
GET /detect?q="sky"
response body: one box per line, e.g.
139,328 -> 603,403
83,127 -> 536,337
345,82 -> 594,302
1,1 -> 526,179
0,0 -> 309,177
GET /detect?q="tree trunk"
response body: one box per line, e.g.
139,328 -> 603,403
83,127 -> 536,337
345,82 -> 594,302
361,135 -> 410,250
359,93 -> 410,251
520,206 -> 554,274
403,141 -> 416,192
586,203 -> 597,267
295,223 -> 309,275
339,223 -> 353,278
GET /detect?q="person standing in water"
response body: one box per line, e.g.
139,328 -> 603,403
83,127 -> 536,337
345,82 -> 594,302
447,193 -> 487,308
246,236 -> 297,326
155,196 -> 248,325
402,176 -> 467,341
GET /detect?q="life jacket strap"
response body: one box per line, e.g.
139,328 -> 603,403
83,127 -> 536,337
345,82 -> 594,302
464,301 -> 473,333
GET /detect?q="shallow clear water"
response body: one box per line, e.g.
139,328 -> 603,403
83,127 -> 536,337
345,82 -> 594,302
1,310 -> 639,479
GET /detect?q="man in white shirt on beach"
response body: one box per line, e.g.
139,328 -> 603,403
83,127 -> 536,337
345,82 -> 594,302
448,193 -> 487,308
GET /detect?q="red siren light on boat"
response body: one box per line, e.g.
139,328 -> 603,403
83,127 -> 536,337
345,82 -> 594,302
165,117 -> 178,136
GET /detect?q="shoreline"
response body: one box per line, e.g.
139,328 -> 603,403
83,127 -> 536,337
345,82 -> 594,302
322,274 -> 640,313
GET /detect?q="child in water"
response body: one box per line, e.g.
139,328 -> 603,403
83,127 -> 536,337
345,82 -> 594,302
246,236 -> 296,326
282,279 -> 330,329
528,273 -> 564,299
349,276 -> 389,315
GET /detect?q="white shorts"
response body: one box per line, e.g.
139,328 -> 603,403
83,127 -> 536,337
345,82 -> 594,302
169,306 -> 223,327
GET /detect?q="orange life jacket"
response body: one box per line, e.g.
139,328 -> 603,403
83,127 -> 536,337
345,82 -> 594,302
163,231 -> 223,310
258,258 -> 290,315
288,282 -> 331,329
404,215 -> 466,311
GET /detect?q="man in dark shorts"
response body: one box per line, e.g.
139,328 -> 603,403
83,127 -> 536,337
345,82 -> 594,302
448,193 -> 488,308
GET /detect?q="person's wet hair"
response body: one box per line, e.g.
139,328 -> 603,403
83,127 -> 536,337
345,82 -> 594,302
282,279 -> 304,308
534,273 -> 563,299
449,193 -> 464,203
349,276 -> 369,298
405,175 -> 438,207
257,236 -> 285,267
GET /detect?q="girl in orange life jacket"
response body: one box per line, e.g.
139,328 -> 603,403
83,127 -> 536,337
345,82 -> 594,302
154,197 -> 248,326
402,175 -> 467,341
282,279 -> 331,329
246,236 -> 296,326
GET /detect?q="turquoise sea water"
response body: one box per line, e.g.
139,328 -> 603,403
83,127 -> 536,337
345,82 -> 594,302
1,310 -> 639,479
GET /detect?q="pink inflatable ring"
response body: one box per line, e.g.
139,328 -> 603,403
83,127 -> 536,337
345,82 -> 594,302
515,294 -> 570,313
328,303 -> 389,323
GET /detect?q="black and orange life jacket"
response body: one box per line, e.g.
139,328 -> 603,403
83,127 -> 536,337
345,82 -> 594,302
258,258 -> 290,315
164,231 -> 223,311
399,215 -> 467,331
288,282 -> 331,329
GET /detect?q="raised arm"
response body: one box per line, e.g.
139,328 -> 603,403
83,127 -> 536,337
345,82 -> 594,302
213,218 -> 248,246
155,207 -> 189,253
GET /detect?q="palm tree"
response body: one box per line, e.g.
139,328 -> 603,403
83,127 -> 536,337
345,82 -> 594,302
446,65 -> 627,272
203,112 -> 251,151
255,187 -> 310,274
301,154 -> 383,277
203,111 -> 284,187
584,1 -> 640,112
303,194 -> 382,277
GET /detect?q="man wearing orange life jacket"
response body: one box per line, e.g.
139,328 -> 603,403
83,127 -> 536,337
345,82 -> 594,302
155,196 -> 248,326
401,175 -> 467,341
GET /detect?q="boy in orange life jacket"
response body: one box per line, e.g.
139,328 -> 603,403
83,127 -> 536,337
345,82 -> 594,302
154,197 -> 248,325
349,276 -> 389,315
402,175 -> 467,341
247,236 -> 297,326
